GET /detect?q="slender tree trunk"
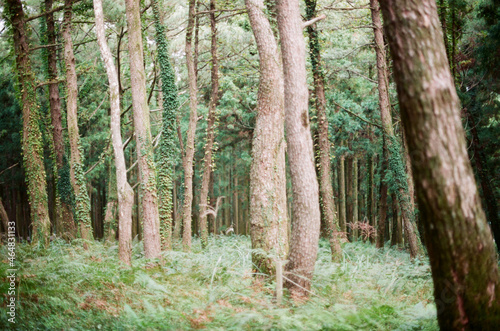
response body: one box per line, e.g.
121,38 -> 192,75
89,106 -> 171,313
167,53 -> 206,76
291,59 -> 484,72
339,155 -> 346,234
277,0 -> 321,297
346,156 -> 353,237
124,0 -> 161,258
181,0 -> 199,251
62,0 -> 93,244
7,0 -> 51,247
367,154 -> 376,243
43,0 -> 77,240
199,0 -> 220,248
352,157 -> 359,241
103,164 -> 117,241
379,0 -> 500,328
245,0 -> 288,276
152,0 -> 179,251
370,0 -> 421,258
94,0 -> 134,263
376,148 -> 388,248
305,0 -> 341,260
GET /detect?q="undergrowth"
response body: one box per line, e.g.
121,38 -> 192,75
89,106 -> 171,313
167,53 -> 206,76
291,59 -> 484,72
0,236 -> 438,330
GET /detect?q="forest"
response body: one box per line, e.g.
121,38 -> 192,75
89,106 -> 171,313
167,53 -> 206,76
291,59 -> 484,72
0,0 -> 499,329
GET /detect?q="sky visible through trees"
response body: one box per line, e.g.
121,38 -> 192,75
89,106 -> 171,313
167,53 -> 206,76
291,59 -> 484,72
0,0 -> 499,329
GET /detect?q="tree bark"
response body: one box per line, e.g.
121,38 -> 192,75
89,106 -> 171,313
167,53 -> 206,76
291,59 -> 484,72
367,154 -> 376,243
94,0 -> 134,264
379,0 -> 500,328
0,198 -> 9,235
352,157 -> 359,241
199,0 -> 220,249
370,0 -> 421,258
181,0 -> 199,251
305,0 -> 341,261
124,0 -> 161,258
62,0 -> 93,244
6,0 -> 51,247
245,0 -> 288,277
339,155 -> 346,234
277,0 -> 321,297
376,147 -> 388,248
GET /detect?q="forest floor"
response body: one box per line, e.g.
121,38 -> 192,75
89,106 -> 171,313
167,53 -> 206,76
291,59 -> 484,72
0,236 -> 438,330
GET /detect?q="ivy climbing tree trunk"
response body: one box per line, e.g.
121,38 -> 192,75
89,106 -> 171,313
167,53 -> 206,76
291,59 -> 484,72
379,0 -> 500,328
6,0 -> 51,247
199,0 -> 220,249
370,0 -> 421,258
277,0 -> 321,298
44,0 -> 77,240
305,0 -> 341,261
94,0 -> 134,264
152,0 -> 178,251
124,0 -> 161,258
62,0 -> 93,243
245,0 -> 288,276
181,0 -> 199,251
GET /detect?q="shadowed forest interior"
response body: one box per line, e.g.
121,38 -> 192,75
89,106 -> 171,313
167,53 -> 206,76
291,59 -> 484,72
0,0 -> 499,329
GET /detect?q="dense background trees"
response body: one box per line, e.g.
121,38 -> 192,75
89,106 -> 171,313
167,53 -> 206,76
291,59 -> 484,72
0,0 -> 499,327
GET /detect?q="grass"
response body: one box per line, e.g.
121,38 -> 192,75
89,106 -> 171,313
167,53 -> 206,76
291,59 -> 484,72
0,236 -> 438,330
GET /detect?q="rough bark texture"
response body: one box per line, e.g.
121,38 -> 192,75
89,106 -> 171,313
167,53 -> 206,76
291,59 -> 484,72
0,198 -> 9,234
7,0 -> 51,247
370,0 -> 421,258
305,0 -> 341,261
125,0 -> 161,258
376,149 -> 388,248
379,0 -> 500,328
62,0 -> 93,243
277,0 -> 321,297
199,0 -> 220,249
181,0 -> 199,251
245,0 -> 288,276
94,0 -> 134,264
367,154 -> 376,243
44,0 -> 77,240
352,157 -> 359,240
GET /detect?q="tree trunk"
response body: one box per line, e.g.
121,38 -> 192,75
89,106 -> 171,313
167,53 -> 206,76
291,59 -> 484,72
346,156 -> 353,237
94,0 -> 134,263
376,147 -> 388,248
152,0 -> 179,251
245,0 -> 288,277
352,157 -> 359,241
124,0 -> 161,258
44,0 -> 77,240
277,0 -> 321,298
305,0 -> 341,261
0,198 -> 9,234
370,0 -> 421,258
6,0 -> 51,247
339,155 -> 346,234
199,0 -> 220,248
379,0 -> 500,328
62,0 -> 93,244
181,0 -> 199,251
367,154 -> 376,243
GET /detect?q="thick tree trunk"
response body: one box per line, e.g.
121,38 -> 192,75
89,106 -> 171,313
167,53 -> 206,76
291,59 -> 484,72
152,0 -> 178,251
199,0 -> 220,249
305,0 -> 341,261
7,0 -> 51,247
124,0 -> 161,258
62,0 -> 93,244
0,198 -> 9,234
181,0 -> 199,251
379,0 -> 500,328
245,0 -> 288,276
370,0 -> 421,258
94,0 -> 134,264
277,0 -> 321,297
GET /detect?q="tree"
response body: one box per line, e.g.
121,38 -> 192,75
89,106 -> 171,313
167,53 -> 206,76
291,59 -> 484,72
62,0 -> 93,243
370,0 -> 421,258
152,0 -> 178,251
305,0 -> 341,260
93,0 -> 134,264
245,0 -> 288,276
124,0 -> 161,258
181,0 -> 199,251
6,0 -> 51,247
199,0 -> 220,249
43,0 -> 77,240
277,0 -> 321,297
379,0 -> 500,328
